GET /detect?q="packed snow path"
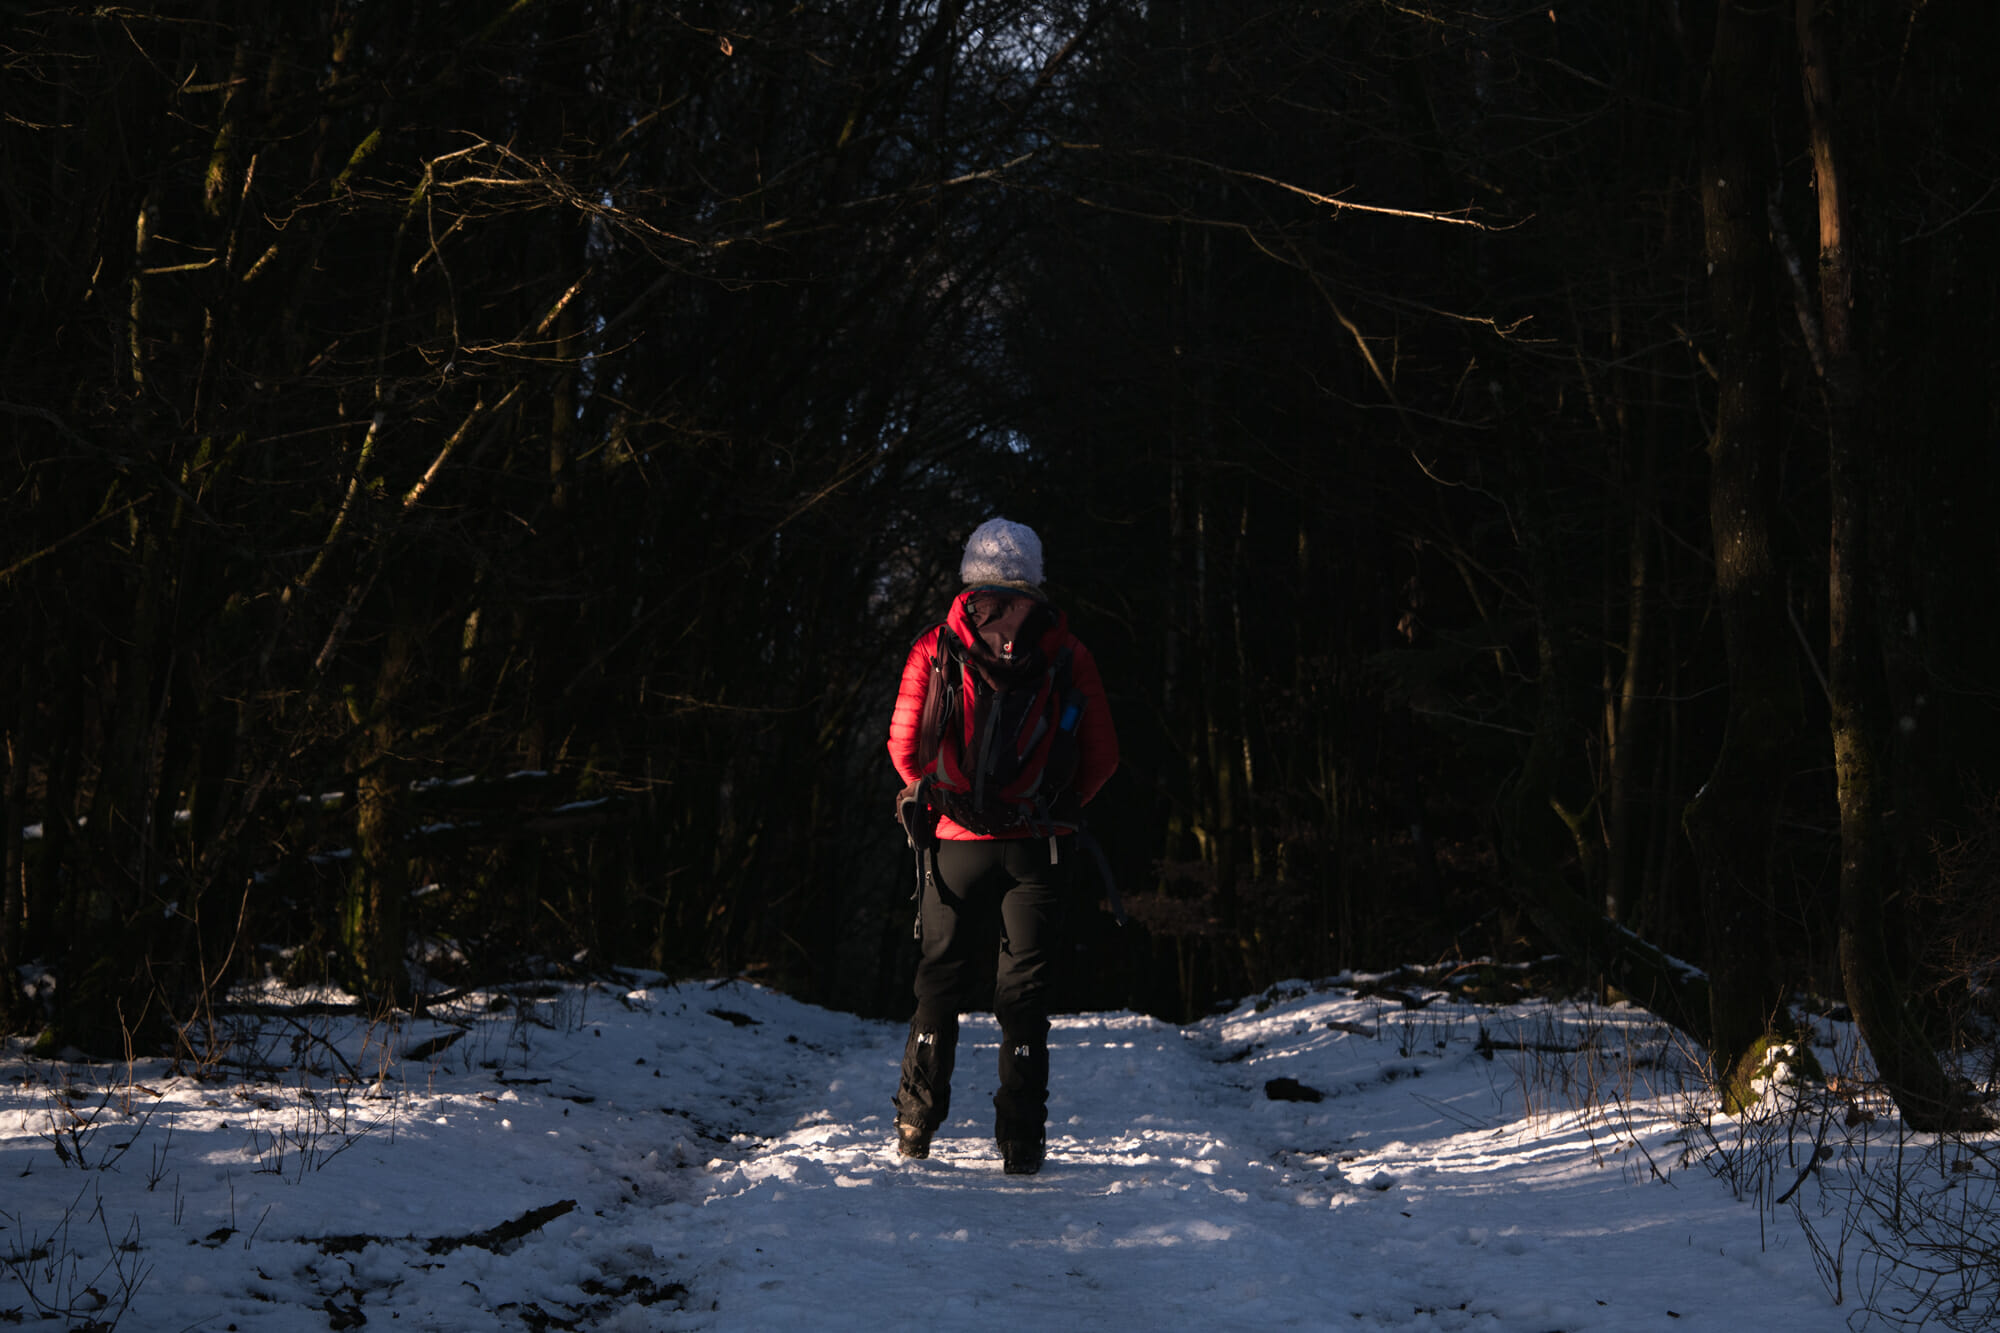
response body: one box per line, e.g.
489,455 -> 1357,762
1,977 -> 1845,1330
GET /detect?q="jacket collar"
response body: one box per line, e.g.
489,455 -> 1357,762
947,585 -> 1067,658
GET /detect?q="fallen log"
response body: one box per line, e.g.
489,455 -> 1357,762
311,1199 -> 578,1257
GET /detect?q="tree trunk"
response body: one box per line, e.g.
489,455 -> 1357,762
1683,0 -> 1799,1108
1604,421 -> 1654,925
0,653 -> 30,1027
1499,442 -> 1711,1042
56,516 -> 174,1054
344,623 -> 415,1007
1798,0 -> 1972,1131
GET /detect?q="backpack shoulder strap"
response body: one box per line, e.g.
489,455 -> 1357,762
1042,642 -> 1085,790
914,623 -> 962,776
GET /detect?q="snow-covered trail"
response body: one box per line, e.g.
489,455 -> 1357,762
666,988 -> 1827,1331
0,977 -> 1844,1331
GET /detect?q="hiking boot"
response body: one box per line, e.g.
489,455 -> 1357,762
895,1121 -> 932,1160
999,1139 -> 1044,1176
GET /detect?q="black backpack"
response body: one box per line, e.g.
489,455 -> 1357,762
911,615 -> 1085,838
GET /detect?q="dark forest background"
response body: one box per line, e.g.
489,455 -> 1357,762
4,0 -> 1998,1125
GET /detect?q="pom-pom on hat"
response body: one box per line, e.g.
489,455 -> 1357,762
959,517 -> 1044,588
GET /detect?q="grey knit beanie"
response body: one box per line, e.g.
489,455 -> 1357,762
959,517 -> 1044,588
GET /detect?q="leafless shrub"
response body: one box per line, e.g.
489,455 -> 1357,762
0,1180 -> 153,1330
24,1064 -> 159,1174
243,1081 -> 394,1183
1669,1006 -> 2000,1330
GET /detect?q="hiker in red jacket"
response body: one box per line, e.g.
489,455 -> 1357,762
887,517 -> 1119,1175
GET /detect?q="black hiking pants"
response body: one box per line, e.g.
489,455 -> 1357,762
895,835 -> 1071,1145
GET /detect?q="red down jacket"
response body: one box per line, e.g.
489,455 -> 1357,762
888,587 -> 1119,840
